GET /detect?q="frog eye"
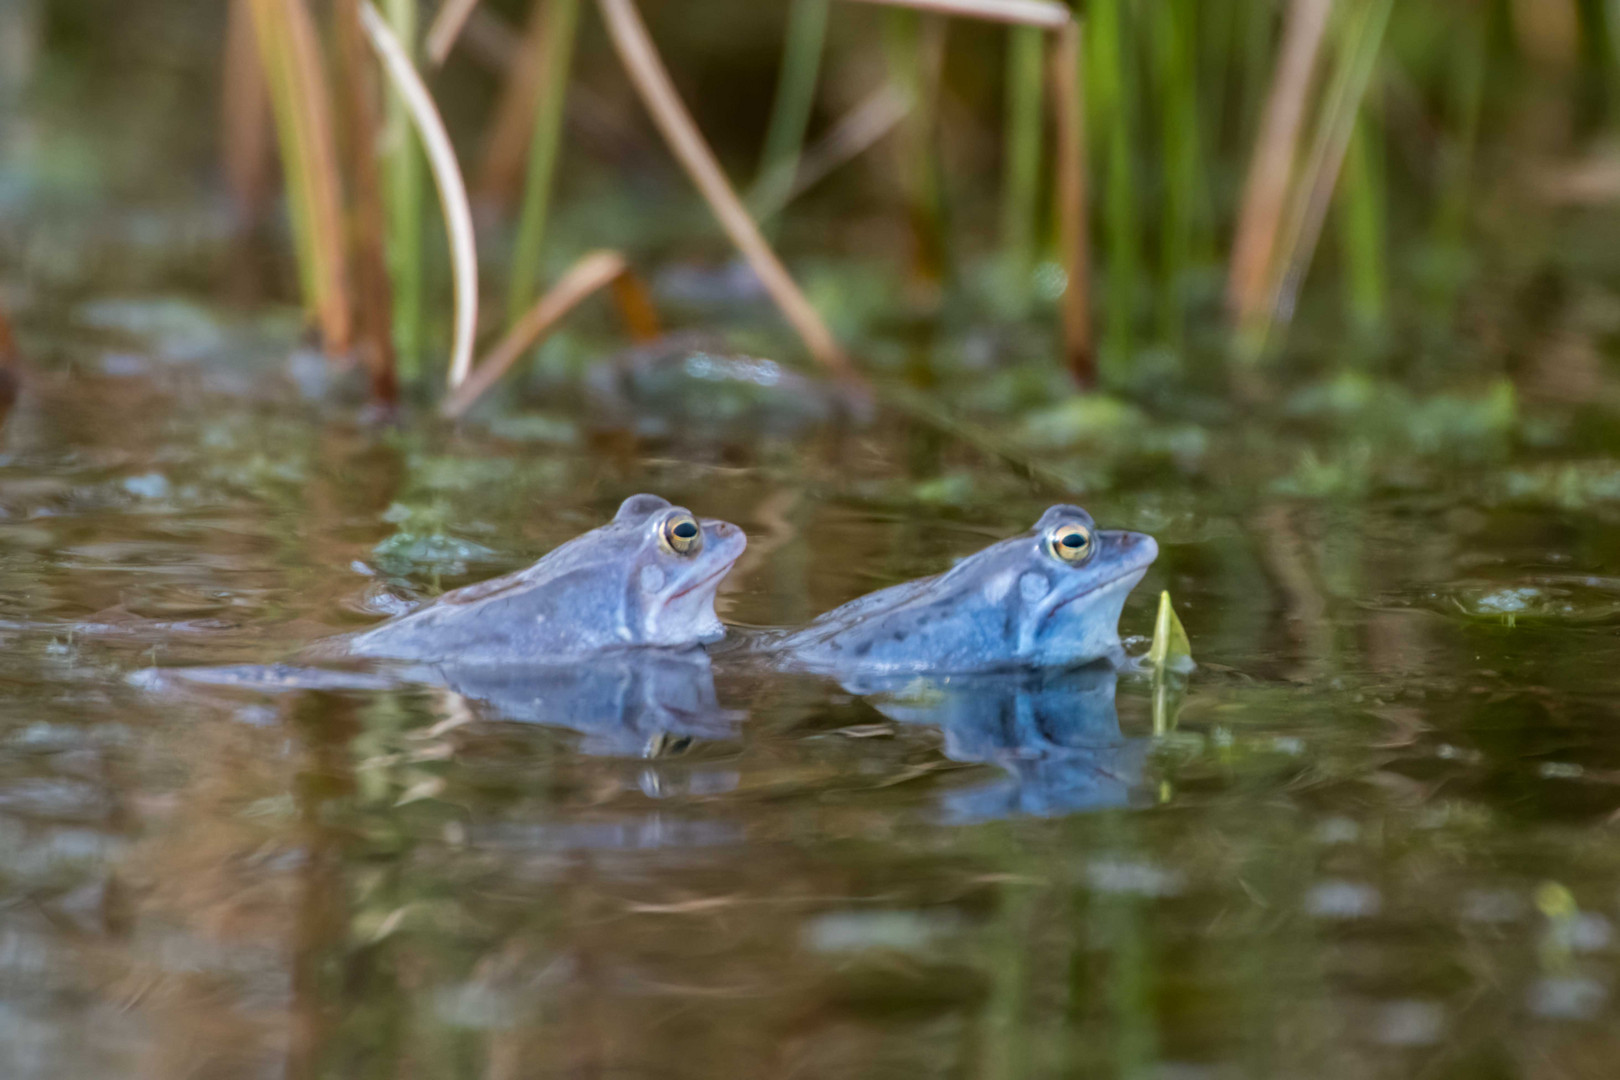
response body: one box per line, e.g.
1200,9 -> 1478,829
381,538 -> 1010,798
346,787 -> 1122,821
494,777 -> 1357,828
659,512 -> 703,556
1045,522 -> 1093,565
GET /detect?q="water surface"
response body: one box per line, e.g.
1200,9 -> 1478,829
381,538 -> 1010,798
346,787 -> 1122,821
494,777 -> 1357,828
1,329 -> 1619,1080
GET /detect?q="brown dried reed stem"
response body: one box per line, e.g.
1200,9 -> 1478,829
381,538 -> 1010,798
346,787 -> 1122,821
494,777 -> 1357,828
478,0 -> 551,207
1227,0 -> 1332,325
1052,20 -> 1092,385
426,0 -> 482,66
442,250 -> 630,418
0,300 -> 16,366
0,300 -> 18,417
1266,0 -> 1393,334
222,0 -> 273,232
750,82 -> 912,220
457,6 -> 519,68
609,271 -> 663,342
335,0 -> 398,404
456,5 -> 656,167
595,0 -> 853,377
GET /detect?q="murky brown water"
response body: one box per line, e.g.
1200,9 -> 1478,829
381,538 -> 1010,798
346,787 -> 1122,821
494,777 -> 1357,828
0,313 -> 1618,1080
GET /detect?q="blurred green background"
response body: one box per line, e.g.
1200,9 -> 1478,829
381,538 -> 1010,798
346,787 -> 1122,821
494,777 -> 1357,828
5,0 -> 1619,404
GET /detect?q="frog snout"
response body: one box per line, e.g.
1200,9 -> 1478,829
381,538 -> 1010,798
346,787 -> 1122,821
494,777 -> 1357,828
1108,530 -> 1158,569
706,519 -> 748,556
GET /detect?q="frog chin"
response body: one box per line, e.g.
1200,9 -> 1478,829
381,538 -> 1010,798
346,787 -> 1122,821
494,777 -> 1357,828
643,563 -> 731,646
1030,567 -> 1149,665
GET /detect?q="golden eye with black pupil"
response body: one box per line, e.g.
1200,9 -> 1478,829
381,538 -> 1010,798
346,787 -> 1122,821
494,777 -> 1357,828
1046,522 -> 1093,564
659,512 -> 702,555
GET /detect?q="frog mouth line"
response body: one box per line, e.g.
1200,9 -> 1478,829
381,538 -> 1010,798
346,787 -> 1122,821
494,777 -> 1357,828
1046,565 -> 1150,615
666,562 -> 736,602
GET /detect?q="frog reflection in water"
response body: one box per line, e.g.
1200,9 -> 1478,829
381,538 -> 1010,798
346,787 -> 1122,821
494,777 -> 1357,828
452,661 -> 1146,825
141,650 -> 739,755
868,663 -> 1150,821
769,505 -> 1157,675
435,652 -> 741,757
331,494 -> 746,663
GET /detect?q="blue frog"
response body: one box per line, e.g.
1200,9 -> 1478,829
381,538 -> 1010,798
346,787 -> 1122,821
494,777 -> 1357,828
766,505 -> 1156,675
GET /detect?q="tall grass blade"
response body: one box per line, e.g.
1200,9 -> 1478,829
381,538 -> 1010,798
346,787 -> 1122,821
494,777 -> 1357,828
459,5 -> 522,69
506,0 -> 581,326
361,0 -> 480,389
382,0 -> 425,378
752,82 -> 913,219
443,250 -> 629,418
426,0 -> 481,66
1228,0 -> 1331,328
1268,0 -> 1395,337
596,0 -> 852,376
752,0 -> 830,234
249,0 -> 319,317
1428,10 -> 1486,312
1086,0 -> 1139,381
884,9 -> 948,287
1152,0 -> 1206,345
1336,111 -> 1386,333
1199,1 -> 1238,153
248,0 -> 317,312
479,1 -> 550,208
282,0 -> 351,352
1052,20 -> 1093,385
1233,0 -> 1280,153
249,0 -> 354,352
1002,23 -> 1044,294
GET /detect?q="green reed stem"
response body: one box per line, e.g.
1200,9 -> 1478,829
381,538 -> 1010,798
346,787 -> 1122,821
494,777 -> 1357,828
507,0 -> 580,325
1153,0 -> 1205,346
1236,0 -> 1278,151
1428,9 -> 1486,314
1337,112 -> 1385,333
1577,0 -> 1617,119
1086,0 -> 1138,381
1199,1 -> 1236,152
383,0 -> 424,379
752,0 -> 829,234
884,9 -> 947,285
1001,23 -> 1045,296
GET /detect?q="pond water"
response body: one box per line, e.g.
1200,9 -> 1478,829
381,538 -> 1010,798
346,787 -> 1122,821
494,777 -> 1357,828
0,309 -> 1618,1079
